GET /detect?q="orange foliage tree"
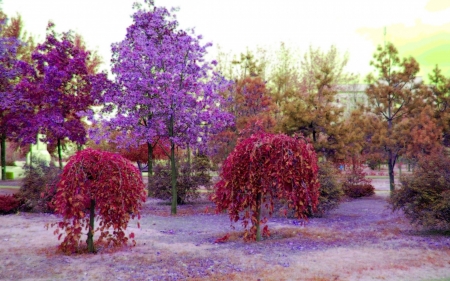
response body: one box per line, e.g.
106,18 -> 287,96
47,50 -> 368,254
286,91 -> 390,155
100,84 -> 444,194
210,76 -> 276,166
365,42 -> 427,192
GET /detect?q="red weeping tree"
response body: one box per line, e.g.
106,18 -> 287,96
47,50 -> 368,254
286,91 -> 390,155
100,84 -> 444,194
49,149 -> 146,254
212,133 -> 320,241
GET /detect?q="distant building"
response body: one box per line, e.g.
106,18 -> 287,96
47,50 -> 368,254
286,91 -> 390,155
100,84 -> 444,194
335,77 -> 424,118
335,84 -> 369,118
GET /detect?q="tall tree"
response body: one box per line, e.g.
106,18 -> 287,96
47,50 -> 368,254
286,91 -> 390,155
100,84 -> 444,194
18,22 -> 105,168
365,42 -> 426,192
102,0 -> 232,214
428,65 -> 450,147
0,16 -> 20,180
269,43 -> 300,124
279,45 -> 356,160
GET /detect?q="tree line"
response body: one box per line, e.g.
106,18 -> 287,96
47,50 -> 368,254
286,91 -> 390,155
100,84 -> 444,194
1,0 -> 449,215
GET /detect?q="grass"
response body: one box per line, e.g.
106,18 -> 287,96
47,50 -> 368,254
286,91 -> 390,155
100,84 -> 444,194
0,185 -> 20,189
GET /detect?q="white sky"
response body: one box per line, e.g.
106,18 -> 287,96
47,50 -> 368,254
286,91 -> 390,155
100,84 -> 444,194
2,0 -> 450,79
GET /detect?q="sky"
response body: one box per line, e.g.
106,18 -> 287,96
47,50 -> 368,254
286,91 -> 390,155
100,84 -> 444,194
2,0 -> 450,82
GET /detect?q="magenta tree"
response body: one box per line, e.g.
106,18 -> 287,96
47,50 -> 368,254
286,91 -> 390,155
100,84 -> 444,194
0,17 -> 22,179
17,22 -> 106,168
96,0 -> 233,214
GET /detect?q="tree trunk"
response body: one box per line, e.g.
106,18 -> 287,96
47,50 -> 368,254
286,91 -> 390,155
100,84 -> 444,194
1,135 -> 6,181
187,143 -> 191,176
169,114 -> 177,215
29,144 -> 32,172
147,142 -> 153,197
57,138 -> 63,170
388,151 -> 395,193
87,199 -> 96,253
256,192 -> 262,241
170,142 -> 177,215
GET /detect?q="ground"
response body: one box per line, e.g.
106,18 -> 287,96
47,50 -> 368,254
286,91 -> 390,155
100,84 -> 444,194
0,167 -> 449,281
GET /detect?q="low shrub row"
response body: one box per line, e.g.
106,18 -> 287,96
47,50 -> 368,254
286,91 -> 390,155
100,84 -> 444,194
0,194 -> 21,214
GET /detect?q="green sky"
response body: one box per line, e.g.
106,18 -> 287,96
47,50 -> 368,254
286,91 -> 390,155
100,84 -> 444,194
358,1 -> 450,83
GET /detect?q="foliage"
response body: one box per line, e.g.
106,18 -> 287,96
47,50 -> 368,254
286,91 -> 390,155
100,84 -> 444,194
151,154 -> 212,204
343,184 -> 375,198
364,42 -> 427,192
390,154 -> 450,230
0,15 -> 22,180
428,65 -> 450,147
313,162 -> 343,216
50,149 -> 146,254
0,194 -> 21,214
210,75 -> 276,166
278,45 -> 356,161
98,0 -> 233,214
212,133 -> 320,241
342,166 -> 375,198
15,22 -> 106,168
16,159 -> 60,213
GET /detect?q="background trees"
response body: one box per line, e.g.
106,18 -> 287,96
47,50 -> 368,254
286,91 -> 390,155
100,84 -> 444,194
278,45 -> 357,161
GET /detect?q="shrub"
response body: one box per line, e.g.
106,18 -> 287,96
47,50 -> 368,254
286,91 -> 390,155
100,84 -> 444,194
0,194 -> 21,214
343,184 -> 375,198
50,149 -> 146,254
367,159 -> 378,170
16,159 -> 61,213
342,166 -> 375,198
212,133 -> 320,241
390,154 -> 450,230
151,154 -> 212,204
313,162 -> 343,216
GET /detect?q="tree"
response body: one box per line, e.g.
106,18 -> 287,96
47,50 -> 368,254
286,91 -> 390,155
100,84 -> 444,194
20,22 -> 105,168
428,65 -> 450,147
101,0 -> 232,214
50,149 -> 146,254
365,42 -> 426,192
0,16 -> 21,180
268,43 -> 300,124
212,133 -> 320,241
210,50 -> 276,166
278,45 -> 356,160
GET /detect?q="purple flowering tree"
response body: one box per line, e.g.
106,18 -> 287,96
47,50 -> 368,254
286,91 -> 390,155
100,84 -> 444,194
99,0 -> 233,214
17,22 -> 105,168
0,18 -> 21,180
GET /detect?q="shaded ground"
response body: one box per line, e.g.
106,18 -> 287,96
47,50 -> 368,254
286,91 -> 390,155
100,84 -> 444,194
1,190 -> 450,281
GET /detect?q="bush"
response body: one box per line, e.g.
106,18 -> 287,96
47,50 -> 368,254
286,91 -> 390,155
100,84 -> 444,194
367,159 -> 378,170
390,154 -> 450,230
0,194 -> 21,214
313,162 -> 343,217
343,184 -> 375,198
16,159 -> 61,213
342,166 -> 375,198
151,154 -> 212,204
